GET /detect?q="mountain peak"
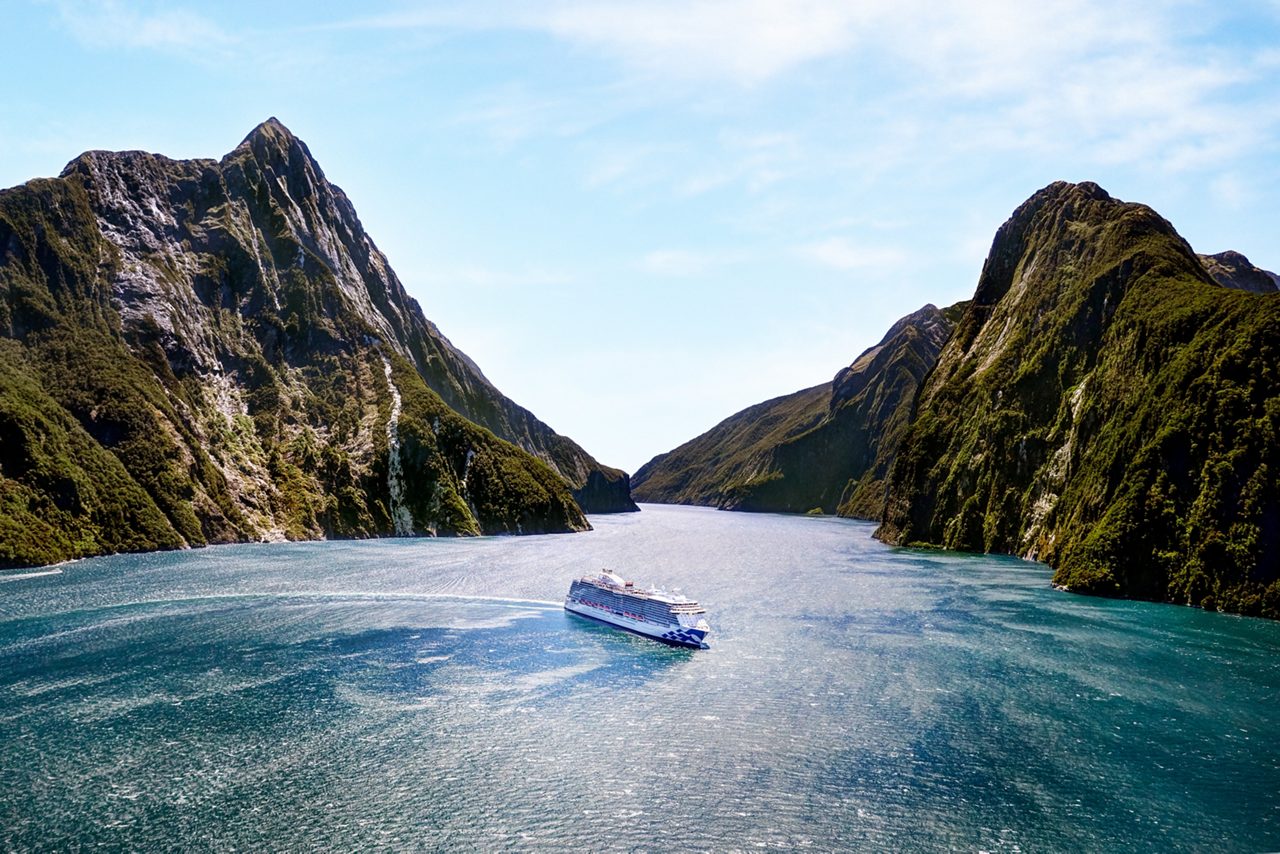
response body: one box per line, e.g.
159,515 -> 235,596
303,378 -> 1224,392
230,117 -> 316,168
1066,180 -> 1110,201
878,303 -> 942,343
1013,180 -> 1114,222
972,179 -> 1202,310
240,116 -> 296,148
1198,249 -> 1280,294
225,116 -> 328,190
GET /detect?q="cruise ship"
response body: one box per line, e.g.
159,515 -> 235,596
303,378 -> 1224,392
565,571 -> 711,649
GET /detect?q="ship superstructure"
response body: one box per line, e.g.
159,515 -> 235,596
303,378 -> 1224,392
564,571 -> 711,649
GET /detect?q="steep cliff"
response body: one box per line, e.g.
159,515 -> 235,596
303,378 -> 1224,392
878,181 -> 1280,618
1197,250 -> 1279,294
0,119 -> 619,567
632,303 -> 958,518
63,118 -> 635,515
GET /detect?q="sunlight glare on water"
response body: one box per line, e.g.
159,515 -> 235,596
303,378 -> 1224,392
1,505 -> 1278,851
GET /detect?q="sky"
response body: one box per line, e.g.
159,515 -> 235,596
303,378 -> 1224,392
3,1 -> 1279,473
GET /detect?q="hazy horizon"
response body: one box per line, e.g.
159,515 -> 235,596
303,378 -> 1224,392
5,1 -> 1278,472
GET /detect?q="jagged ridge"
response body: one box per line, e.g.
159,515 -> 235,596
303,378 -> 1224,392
877,181 -> 1280,618
67,117 -> 636,515
1197,250 -> 1280,294
632,302 -> 960,518
0,119 -> 612,567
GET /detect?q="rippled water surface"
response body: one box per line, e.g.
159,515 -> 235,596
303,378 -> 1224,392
2,505 -> 1278,851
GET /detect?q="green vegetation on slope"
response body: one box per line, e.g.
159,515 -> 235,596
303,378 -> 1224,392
878,181 -> 1280,618
0,343 -> 180,565
632,303 -> 958,518
390,356 -> 588,536
0,178 -> 232,564
0,121 -> 590,569
631,383 -> 830,507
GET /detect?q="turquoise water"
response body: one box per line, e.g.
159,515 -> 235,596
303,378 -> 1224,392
1,505 -> 1277,851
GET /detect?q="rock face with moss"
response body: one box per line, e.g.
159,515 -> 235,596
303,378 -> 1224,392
0,119 -> 635,567
878,181 -> 1280,618
631,303 -> 959,518
1197,250 -> 1279,294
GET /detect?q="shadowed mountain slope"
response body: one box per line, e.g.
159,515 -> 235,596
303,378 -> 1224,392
632,303 -> 960,518
1198,250 -> 1279,294
878,181 -> 1280,618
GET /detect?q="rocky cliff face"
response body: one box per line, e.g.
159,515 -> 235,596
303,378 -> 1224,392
0,119 -> 634,567
878,181 -> 1280,618
64,118 -> 636,516
631,303 -> 958,518
1197,250 -> 1279,294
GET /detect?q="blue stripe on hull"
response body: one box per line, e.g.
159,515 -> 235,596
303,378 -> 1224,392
565,606 -> 709,650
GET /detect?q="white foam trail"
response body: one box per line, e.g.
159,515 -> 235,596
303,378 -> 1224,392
0,569 -> 63,583
22,591 -> 564,621
409,592 -> 562,608
269,591 -> 563,609
381,354 -> 415,536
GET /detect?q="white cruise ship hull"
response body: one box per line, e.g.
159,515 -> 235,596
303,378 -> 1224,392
564,600 -> 710,649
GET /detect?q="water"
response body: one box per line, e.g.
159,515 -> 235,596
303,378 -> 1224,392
1,505 -> 1277,852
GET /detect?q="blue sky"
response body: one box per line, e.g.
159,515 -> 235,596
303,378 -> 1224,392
4,1 -> 1279,473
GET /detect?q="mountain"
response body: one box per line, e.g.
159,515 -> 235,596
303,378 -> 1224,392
878,181 -> 1280,618
1197,250 -> 1280,294
631,384 -> 829,508
0,119 -> 635,567
632,302 -> 960,518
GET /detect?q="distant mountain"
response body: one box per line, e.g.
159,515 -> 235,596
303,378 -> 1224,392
878,181 -> 1280,618
1197,250 -> 1279,294
632,384 -> 830,508
0,119 -> 634,568
632,302 -> 960,518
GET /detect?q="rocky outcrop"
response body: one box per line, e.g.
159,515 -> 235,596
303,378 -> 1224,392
1197,250 -> 1279,294
64,117 -> 636,516
878,181 -> 1280,618
632,303 -> 960,518
570,466 -> 641,514
0,119 -> 611,568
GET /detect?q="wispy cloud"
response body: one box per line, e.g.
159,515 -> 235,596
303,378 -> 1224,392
640,248 -> 749,276
51,0 -> 231,51
447,79 -> 637,152
678,130 -> 803,196
319,1 -> 1280,179
418,264 -> 575,289
797,238 -> 907,272
486,4 -> 1269,180
582,141 -> 678,190
1209,172 -> 1253,211
326,0 -> 867,83
538,0 -> 867,83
